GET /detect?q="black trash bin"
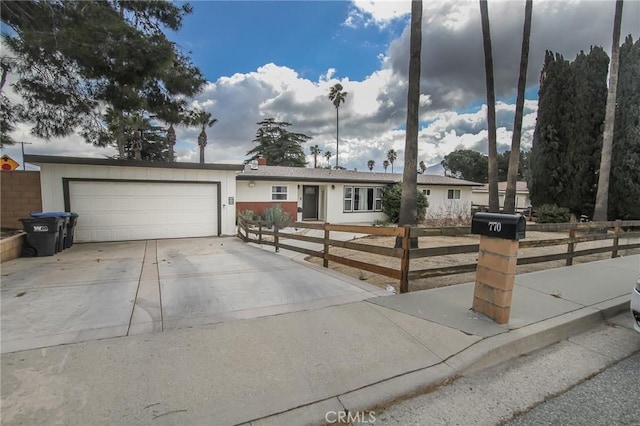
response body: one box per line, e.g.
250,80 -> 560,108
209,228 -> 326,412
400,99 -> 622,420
65,213 -> 79,249
20,217 -> 61,256
30,212 -> 71,252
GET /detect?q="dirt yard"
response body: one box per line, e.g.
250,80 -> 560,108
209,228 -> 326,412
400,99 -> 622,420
304,230 -> 640,293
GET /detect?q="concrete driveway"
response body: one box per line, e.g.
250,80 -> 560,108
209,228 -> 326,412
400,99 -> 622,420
1,237 -> 387,353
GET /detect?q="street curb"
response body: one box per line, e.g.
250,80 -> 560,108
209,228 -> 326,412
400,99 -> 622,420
245,297 -> 630,426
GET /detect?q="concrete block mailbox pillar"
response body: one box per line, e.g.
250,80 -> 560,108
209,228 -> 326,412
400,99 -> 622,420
471,213 -> 526,324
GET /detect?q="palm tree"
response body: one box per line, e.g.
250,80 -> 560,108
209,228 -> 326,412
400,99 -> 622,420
190,109 -> 218,164
387,149 -> 397,173
480,0 -> 499,212
324,150 -> 332,168
383,160 -> 390,173
310,145 -> 322,168
127,113 -> 147,161
367,159 -> 375,172
105,108 -> 152,160
594,0 -> 624,222
157,106 -> 185,163
166,123 -> 177,161
328,83 -> 348,168
419,160 -> 427,174
104,107 -> 127,158
504,0 -> 533,214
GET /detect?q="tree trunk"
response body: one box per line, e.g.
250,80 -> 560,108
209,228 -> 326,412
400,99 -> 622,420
480,0 -> 499,213
504,0 -> 532,214
167,124 -> 176,162
199,145 -> 205,164
593,0 -> 623,222
335,108 -> 339,169
117,110 -> 125,159
0,64 -> 9,93
396,0 -> 422,251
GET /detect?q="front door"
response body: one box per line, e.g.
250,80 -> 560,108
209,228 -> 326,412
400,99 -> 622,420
302,185 -> 319,220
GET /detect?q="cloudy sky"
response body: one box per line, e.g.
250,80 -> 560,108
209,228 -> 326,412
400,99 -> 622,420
3,0 -> 639,172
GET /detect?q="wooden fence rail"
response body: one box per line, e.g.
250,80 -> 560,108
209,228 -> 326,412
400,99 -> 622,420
237,217 -> 640,293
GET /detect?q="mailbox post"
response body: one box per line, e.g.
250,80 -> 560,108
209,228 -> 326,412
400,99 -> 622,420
471,213 -> 526,324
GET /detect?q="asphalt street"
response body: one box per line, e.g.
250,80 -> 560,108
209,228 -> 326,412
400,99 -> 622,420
374,314 -> 639,425
507,351 -> 640,426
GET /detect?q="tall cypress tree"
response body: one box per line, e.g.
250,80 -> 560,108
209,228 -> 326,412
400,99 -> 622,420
529,48 -> 608,217
563,47 -> 608,216
530,51 -> 572,208
609,36 -> 640,219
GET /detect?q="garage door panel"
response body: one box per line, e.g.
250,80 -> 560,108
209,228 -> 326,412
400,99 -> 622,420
70,181 -> 218,242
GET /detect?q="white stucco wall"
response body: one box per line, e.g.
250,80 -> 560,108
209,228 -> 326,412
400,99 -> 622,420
39,163 -> 238,235
419,185 -> 473,219
236,181 -> 295,203
471,190 -> 531,209
237,180 -> 388,224
325,183 -> 387,224
237,180 -> 479,224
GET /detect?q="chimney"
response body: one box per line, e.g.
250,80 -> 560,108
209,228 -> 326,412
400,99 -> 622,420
257,157 -> 267,166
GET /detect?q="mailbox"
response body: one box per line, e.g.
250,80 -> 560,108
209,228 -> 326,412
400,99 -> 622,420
471,212 -> 526,240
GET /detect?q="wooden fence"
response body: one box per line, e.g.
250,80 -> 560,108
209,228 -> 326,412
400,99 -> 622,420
237,217 -> 640,293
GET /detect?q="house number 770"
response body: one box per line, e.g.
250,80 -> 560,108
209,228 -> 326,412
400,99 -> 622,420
488,221 -> 502,232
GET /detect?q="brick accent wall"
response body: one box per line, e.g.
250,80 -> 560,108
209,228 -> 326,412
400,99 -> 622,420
236,201 -> 298,220
1,171 -> 42,229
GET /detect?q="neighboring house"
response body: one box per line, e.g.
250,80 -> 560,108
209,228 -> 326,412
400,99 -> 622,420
236,161 -> 479,223
25,155 -> 243,242
471,181 -> 531,211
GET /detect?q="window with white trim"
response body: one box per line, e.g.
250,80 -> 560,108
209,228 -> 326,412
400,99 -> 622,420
272,186 -> 287,200
343,186 -> 383,212
447,189 -> 461,199
422,189 -> 431,196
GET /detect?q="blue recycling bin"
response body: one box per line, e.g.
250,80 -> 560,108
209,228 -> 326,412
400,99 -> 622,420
30,212 -> 72,252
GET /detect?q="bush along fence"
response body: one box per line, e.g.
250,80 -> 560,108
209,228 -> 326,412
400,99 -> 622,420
237,217 -> 640,294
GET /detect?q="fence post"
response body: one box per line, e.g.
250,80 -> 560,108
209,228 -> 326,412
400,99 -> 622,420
566,223 -> 577,266
258,221 -> 263,245
399,226 -> 411,294
238,216 -> 247,241
612,219 -> 621,258
323,223 -> 330,268
274,223 -> 279,253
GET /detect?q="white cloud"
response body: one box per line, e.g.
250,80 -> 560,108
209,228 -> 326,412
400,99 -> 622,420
418,100 -> 539,167
2,123 -> 117,170
6,0 -> 639,176
346,0 -> 411,28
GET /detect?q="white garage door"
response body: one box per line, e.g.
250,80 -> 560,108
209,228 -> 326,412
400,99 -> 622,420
70,181 -> 218,242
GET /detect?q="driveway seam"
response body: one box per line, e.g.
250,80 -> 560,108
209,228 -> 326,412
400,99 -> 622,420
156,240 -> 164,331
126,241 -> 148,336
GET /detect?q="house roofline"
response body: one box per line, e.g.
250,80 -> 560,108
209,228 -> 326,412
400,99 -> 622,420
237,173 -> 479,186
236,174 -> 395,185
24,155 -> 245,171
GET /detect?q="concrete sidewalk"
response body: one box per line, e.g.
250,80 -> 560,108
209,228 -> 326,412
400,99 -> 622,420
1,254 -> 638,425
